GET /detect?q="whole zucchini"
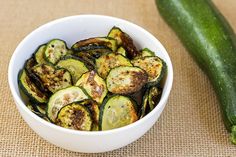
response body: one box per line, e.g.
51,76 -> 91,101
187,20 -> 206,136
156,0 -> 236,143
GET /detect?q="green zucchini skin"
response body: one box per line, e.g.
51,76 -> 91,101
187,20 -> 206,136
156,0 -> 236,142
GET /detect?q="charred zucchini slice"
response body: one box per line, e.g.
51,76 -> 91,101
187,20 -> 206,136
116,46 -> 127,56
99,95 -> 138,130
95,53 -> 132,79
18,70 -> 48,103
139,89 -> 149,118
56,102 -> 92,131
75,52 -> 96,70
71,37 -> 117,52
34,44 -> 47,64
75,71 -> 107,104
108,26 -> 139,59
148,86 -> 162,111
47,86 -> 89,122
57,55 -> 89,84
132,56 -> 166,86
106,66 -> 148,94
32,64 -> 72,93
44,39 -> 68,64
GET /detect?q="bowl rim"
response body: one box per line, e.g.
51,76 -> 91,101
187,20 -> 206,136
8,14 -> 173,135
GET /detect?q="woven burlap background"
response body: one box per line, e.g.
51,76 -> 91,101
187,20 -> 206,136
1,0 -> 236,156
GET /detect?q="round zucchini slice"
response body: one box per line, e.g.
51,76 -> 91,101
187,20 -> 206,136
148,86 -> 162,111
32,64 -> 72,93
47,86 -> 89,122
44,39 -> 68,64
75,71 -> 107,104
18,69 -> 48,103
132,56 -> 166,86
56,102 -> 92,131
95,53 -> 132,79
57,55 -> 89,84
99,95 -> 138,131
106,66 -> 148,94
34,44 -> 47,64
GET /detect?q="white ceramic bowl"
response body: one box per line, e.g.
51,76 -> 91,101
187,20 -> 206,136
8,15 -> 173,153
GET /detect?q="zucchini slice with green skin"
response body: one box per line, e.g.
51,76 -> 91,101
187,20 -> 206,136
106,66 -> 148,94
99,95 -> 138,131
32,64 -> 72,93
75,52 -> 96,70
132,56 -> 166,86
56,102 -> 92,131
57,55 -> 89,84
95,53 -> 132,79
75,71 -> 107,104
47,86 -> 89,122
71,37 -> 117,52
139,89 -> 149,119
108,26 -> 139,59
140,48 -> 155,57
44,39 -> 68,64
148,86 -> 162,111
116,46 -> 127,56
34,44 -> 47,64
18,70 -> 48,103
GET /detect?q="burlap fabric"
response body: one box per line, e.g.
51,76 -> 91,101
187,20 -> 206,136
1,0 -> 236,156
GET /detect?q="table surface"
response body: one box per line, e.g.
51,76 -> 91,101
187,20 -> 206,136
1,0 -> 236,156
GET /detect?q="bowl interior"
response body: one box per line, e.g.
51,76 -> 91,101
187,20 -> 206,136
9,15 -> 173,133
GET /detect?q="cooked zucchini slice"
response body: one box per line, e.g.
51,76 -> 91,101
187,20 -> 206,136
106,66 -> 148,94
139,89 -> 149,119
75,52 -> 96,70
56,102 -> 92,131
34,44 -> 47,64
57,55 -> 89,84
116,46 -> 127,56
99,95 -> 138,130
96,53 -> 132,79
18,70 -> 48,103
71,37 -> 117,52
132,56 -> 166,86
24,57 -> 37,74
44,39 -> 68,64
47,86 -> 89,122
108,26 -> 139,59
79,99 -> 100,126
140,48 -> 155,57
75,71 -> 107,104
32,64 -> 72,93
35,103 -> 47,115
148,86 -> 162,111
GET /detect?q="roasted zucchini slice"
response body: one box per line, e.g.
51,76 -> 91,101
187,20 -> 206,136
148,86 -> 162,111
57,55 -> 89,84
47,86 -> 89,122
75,52 -> 96,70
35,103 -> 47,115
71,37 -> 117,52
140,48 -> 155,57
44,39 -> 68,64
132,56 -> 166,86
95,53 -> 132,79
24,57 -> 37,74
34,44 -> 47,64
106,66 -> 148,94
75,71 -> 107,104
116,46 -> 127,56
79,99 -> 100,128
108,26 -> 139,59
99,95 -> 138,130
32,64 -> 72,93
18,70 -> 48,103
56,102 -> 92,131
139,89 -> 149,119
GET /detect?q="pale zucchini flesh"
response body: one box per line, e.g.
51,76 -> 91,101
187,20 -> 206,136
34,44 -> 47,64
100,95 -> 138,130
47,86 -> 89,122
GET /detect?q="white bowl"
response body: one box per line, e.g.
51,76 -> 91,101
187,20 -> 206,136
8,15 -> 173,153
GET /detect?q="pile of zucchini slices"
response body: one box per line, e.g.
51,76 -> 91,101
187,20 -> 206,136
18,26 -> 166,131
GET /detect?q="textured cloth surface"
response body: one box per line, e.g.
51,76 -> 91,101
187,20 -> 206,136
1,0 -> 236,156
